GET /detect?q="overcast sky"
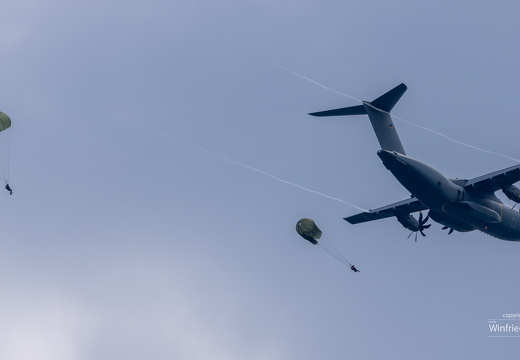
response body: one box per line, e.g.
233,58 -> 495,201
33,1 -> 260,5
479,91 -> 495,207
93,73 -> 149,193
1,1 -> 519,359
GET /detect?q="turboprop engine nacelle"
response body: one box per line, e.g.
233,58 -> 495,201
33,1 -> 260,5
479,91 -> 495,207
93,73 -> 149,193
397,214 -> 420,232
502,185 -> 520,203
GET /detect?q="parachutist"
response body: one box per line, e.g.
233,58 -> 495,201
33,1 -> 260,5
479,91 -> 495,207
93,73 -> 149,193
295,218 -> 358,271
5,183 -> 12,195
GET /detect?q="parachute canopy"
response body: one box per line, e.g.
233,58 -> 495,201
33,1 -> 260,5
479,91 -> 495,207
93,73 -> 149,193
296,218 -> 322,245
294,218 -> 358,271
0,112 -> 11,133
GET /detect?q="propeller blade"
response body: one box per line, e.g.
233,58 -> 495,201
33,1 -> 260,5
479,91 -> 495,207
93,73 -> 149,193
421,215 -> 430,225
420,230 -> 426,237
422,224 -> 431,229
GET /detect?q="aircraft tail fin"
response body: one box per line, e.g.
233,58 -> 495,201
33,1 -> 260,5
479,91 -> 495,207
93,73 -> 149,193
309,83 -> 407,155
370,83 -> 407,113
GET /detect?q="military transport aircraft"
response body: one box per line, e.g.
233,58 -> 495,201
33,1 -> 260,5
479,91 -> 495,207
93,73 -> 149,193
310,84 -> 520,241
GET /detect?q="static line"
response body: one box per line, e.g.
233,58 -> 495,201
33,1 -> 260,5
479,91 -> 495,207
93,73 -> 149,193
77,97 -> 367,211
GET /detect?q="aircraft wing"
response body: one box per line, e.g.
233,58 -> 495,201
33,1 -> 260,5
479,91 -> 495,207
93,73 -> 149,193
344,197 -> 428,224
463,163 -> 520,193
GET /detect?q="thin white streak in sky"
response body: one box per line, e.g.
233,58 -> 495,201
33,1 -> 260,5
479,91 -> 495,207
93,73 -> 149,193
267,60 -> 361,102
77,97 -> 367,211
186,15 -> 519,163
392,114 -> 520,162
259,57 -> 520,163
218,155 -> 367,211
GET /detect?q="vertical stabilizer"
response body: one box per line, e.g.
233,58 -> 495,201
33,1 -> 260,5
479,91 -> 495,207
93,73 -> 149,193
309,83 -> 407,155
362,99 -> 405,155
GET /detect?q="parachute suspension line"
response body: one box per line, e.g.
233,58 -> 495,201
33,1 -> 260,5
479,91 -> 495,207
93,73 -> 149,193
4,129 -> 10,183
322,239 -> 350,264
0,129 -> 11,184
317,243 -> 352,267
0,112 -> 11,192
295,219 -> 358,272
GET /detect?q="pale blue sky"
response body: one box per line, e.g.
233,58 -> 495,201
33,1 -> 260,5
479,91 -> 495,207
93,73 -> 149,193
0,1 -> 519,359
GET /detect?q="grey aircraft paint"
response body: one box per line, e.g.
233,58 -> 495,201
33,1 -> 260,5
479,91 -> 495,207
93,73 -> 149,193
310,84 -> 520,241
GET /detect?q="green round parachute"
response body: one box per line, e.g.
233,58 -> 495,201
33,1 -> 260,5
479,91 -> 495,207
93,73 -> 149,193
296,218 -> 322,245
0,112 -> 11,132
294,218 -> 359,272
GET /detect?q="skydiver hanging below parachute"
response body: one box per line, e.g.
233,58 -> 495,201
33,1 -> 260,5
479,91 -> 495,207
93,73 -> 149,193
296,218 -> 359,273
0,111 -> 12,195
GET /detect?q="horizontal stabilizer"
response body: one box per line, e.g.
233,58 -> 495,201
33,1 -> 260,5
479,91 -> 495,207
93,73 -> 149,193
309,104 -> 366,117
308,83 -> 408,154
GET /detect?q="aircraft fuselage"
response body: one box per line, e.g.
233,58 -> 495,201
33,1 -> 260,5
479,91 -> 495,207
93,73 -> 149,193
377,150 -> 520,241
